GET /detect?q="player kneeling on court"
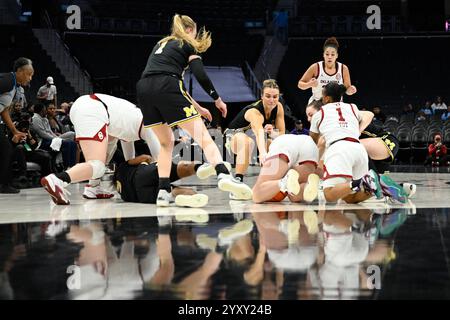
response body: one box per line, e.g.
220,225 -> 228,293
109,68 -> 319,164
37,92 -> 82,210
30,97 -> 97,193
306,100 -> 412,203
41,93 -> 160,205
308,82 -> 381,203
252,134 -> 321,203
113,154 -> 221,207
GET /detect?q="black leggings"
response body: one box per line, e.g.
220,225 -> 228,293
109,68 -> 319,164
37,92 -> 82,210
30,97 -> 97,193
133,163 -> 180,203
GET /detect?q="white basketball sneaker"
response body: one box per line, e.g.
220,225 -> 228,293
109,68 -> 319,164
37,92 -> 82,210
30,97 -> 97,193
82,184 -> 115,199
303,173 -> 320,203
218,173 -> 252,200
196,162 -> 232,180
41,174 -> 71,205
156,190 -> 175,207
279,169 -> 301,195
402,183 -> 417,198
175,193 -> 209,208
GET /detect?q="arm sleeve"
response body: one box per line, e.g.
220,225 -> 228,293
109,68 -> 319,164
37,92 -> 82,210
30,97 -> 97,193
120,140 -> 136,162
189,58 -> 219,101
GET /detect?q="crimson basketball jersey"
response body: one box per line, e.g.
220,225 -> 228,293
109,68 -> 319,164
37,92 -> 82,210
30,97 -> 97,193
310,102 -> 361,147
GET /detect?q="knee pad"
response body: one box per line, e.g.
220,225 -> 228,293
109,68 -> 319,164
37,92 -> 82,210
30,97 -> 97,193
88,160 -> 106,179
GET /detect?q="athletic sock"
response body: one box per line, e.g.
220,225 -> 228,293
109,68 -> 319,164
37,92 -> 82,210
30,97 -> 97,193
158,178 -> 171,193
278,175 -> 288,192
215,163 -> 230,175
88,179 -> 100,187
56,172 -> 71,184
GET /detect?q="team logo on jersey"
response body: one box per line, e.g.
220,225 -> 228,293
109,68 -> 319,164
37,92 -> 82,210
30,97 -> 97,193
183,105 -> 199,118
336,73 -> 342,81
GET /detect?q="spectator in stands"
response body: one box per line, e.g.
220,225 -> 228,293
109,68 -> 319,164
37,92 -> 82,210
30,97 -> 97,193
58,102 -> 70,114
31,103 -> 77,168
27,103 -> 34,114
386,115 -> 399,123
290,119 -> 309,135
431,96 -> 447,112
372,106 -> 386,123
425,133 -> 449,167
47,103 -> 74,135
56,102 -> 73,131
402,104 -> 415,117
10,101 -> 23,123
416,111 -> 427,122
37,76 -> 57,106
12,119 -> 53,180
420,101 -> 434,117
441,105 -> 450,121
0,57 -> 33,194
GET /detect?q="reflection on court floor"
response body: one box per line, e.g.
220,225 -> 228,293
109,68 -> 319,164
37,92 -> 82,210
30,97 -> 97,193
1,168 -> 450,299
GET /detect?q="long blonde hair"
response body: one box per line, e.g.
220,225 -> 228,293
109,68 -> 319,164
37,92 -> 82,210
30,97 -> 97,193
158,14 -> 212,53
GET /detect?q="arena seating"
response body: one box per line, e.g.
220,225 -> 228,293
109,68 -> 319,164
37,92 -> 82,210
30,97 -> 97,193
277,37 -> 449,121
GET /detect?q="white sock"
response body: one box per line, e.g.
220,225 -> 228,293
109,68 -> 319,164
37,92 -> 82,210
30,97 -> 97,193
89,179 -> 101,187
278,175 -> 288,192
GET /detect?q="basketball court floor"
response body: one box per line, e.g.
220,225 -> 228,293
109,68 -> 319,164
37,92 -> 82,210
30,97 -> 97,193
1,166 -> 450,299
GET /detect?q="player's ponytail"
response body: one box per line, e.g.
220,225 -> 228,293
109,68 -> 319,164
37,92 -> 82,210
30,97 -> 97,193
323,37 -> 339,52
159,14 -> 212,53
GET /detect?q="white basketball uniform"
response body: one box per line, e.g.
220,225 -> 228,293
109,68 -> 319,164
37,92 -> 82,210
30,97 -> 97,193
309,102 -> 368,188
70,94 -> 144,142
308,61 -> 344,104
265,134 -> 319,168
70,93 -> 160,161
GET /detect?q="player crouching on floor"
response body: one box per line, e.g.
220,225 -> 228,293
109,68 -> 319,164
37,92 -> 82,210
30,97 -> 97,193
252,134 -> 321,203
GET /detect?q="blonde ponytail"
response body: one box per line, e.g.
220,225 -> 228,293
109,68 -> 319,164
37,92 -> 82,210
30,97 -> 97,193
158,14 -> 212,53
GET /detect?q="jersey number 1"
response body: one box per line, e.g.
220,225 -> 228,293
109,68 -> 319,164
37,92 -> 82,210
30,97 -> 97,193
336,107 -> 346,121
